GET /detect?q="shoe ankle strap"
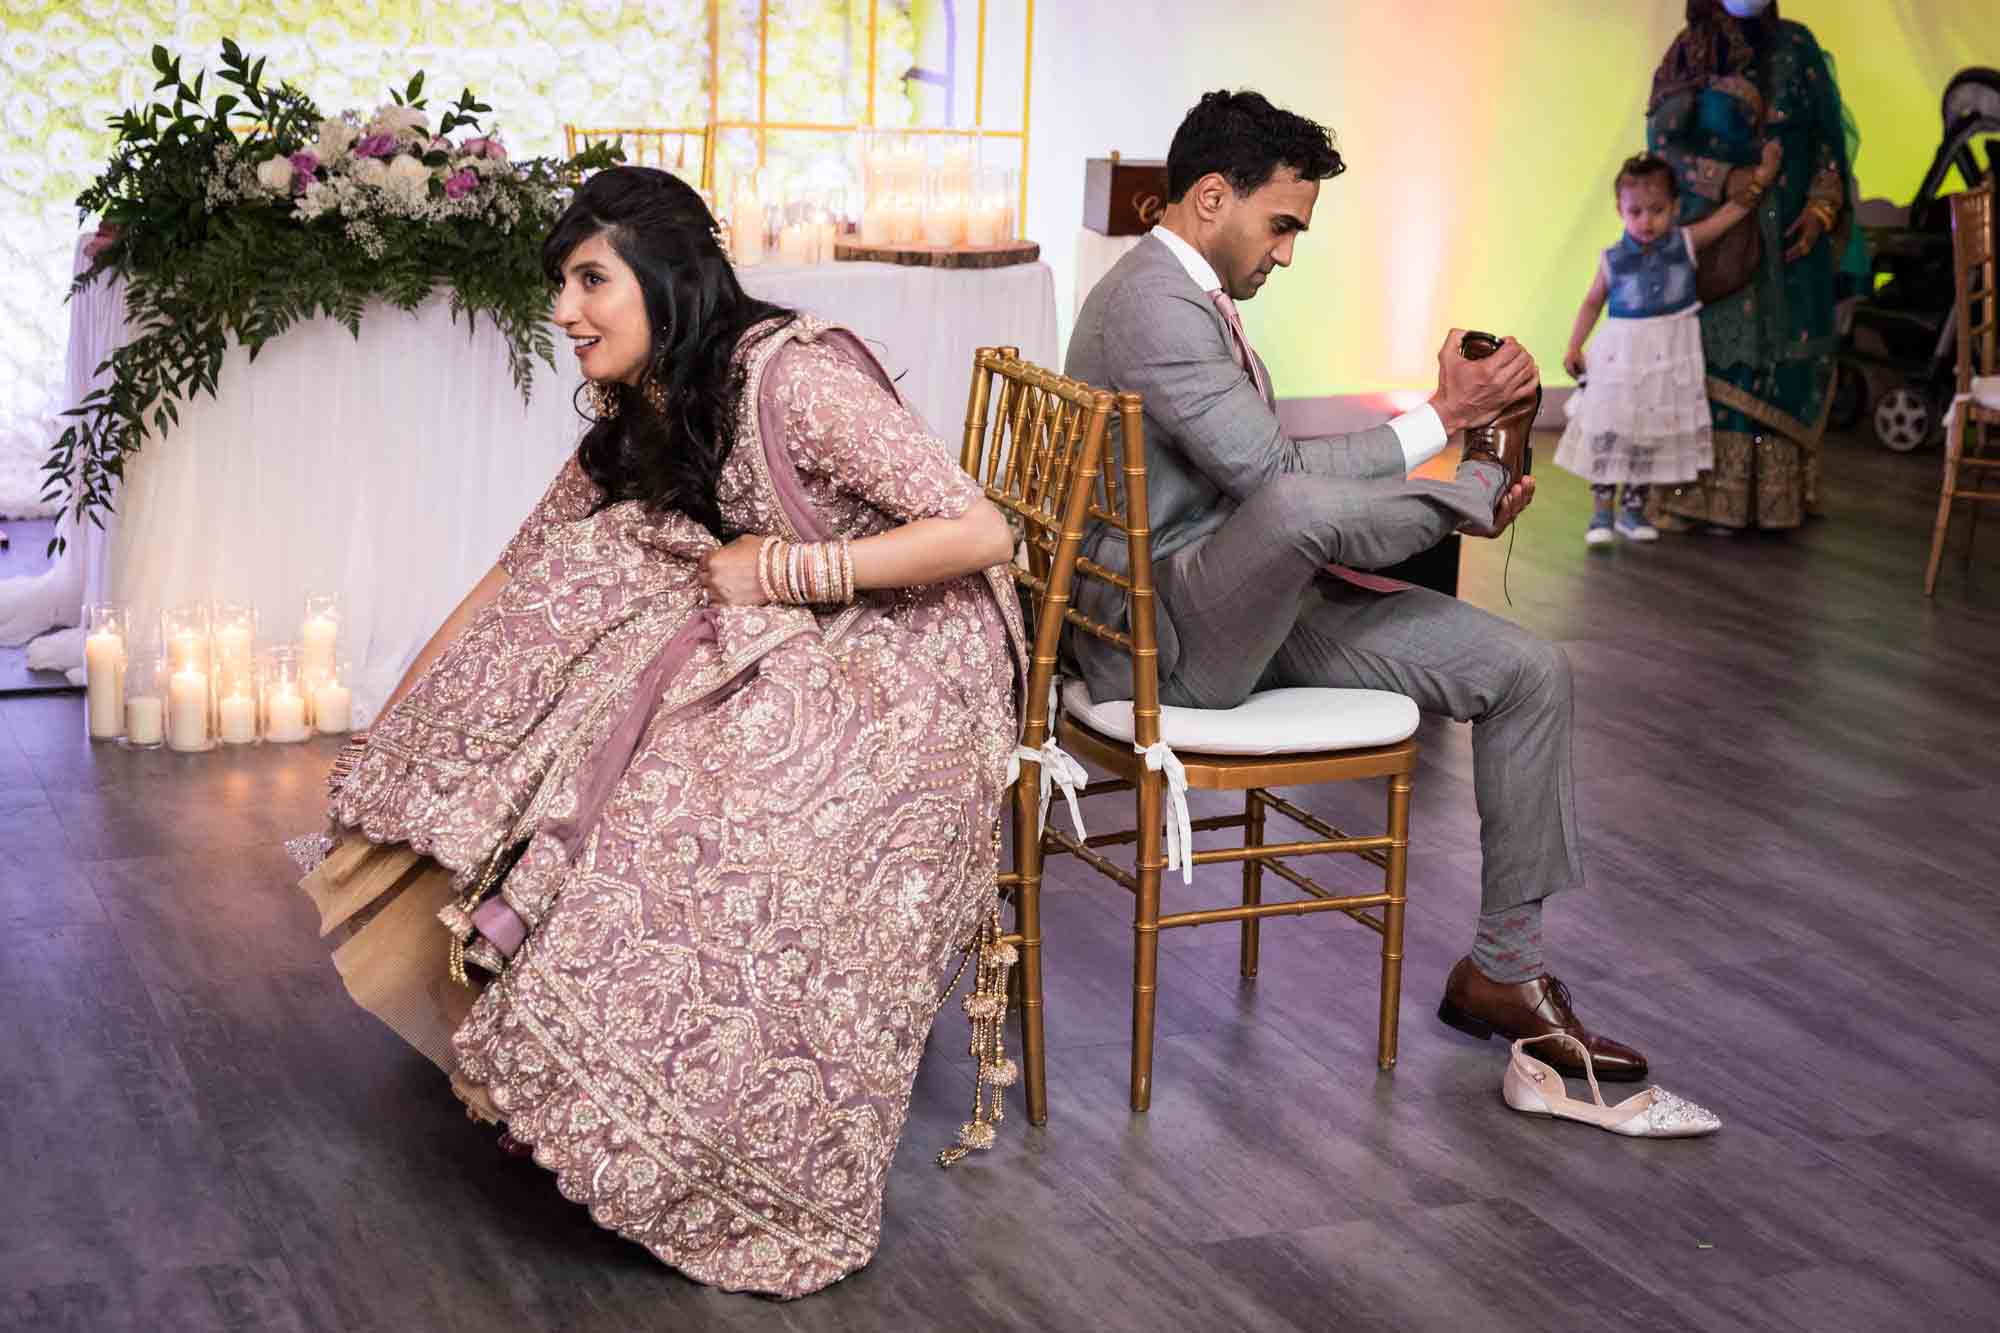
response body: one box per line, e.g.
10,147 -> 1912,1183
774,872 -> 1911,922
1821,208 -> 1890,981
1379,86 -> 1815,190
1511,1032 -> 1605,1107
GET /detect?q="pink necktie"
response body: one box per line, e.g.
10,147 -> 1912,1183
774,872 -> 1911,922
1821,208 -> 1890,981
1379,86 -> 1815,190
1211,289 -> 1411,595
1209,289 -> 1272,405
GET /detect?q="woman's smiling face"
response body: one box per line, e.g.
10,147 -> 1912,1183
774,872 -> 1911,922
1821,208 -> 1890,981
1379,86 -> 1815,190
552,231 -> 651,386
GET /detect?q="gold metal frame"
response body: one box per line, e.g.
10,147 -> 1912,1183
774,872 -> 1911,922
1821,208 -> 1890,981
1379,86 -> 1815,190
568,0 -> 1036,234
961,347 -> 1416,1122
1927,178 -> 1998,594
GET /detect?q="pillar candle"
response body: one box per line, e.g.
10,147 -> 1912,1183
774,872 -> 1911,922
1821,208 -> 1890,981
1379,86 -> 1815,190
301,615 -> 338,684
965,209 -> 1001,247
167,669 -> 209,751
84,629 -> 125,739
125,695 -> 164,746
218,693 -> 257,744
922,203 -> 960,248
267,689 -> 308,743
814,220 -> 837,262
777,223 -> 811,266
732,202 -> 766,266
313,681 -> 352,734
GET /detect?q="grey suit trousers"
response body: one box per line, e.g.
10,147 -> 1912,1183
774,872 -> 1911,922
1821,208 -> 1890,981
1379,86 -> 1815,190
1157,467 -> 1582,914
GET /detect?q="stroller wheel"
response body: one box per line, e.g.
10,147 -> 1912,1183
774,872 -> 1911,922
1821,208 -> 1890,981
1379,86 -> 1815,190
1874,387 -> 1931,452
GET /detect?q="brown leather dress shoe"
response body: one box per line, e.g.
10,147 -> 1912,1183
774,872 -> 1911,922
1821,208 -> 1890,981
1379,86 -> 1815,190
1457,330 -> 1540,489
1437,956 -> 1648,1082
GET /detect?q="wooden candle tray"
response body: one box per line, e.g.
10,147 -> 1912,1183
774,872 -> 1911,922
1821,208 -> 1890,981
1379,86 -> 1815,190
833,239 -> 1041,269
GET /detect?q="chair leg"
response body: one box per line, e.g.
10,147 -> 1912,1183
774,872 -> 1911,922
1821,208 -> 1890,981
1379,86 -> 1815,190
1926,490 -> 1957,595
1239,789 -> 1265,979
1009,794 -> 1050,1127
1130,769 -> 1165,1113
1927,420 -> 1961,595
1377,772 -> 1412,1071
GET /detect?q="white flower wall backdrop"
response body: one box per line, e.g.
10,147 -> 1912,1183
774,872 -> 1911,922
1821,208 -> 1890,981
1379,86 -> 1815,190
0,0 -> 914,517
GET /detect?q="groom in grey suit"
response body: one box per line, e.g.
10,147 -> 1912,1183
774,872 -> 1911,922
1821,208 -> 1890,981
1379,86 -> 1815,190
1067,90 -> 1646,1079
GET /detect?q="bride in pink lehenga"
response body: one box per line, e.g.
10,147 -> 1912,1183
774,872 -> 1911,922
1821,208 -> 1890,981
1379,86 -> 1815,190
294,166 -> 1026,1298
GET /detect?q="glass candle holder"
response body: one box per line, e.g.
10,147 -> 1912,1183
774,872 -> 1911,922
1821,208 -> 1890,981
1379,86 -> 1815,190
121,637 -> 165,750
300,593 -> 341,700
160,603 -> 214,752
729,169 -> 769,267
312,658 -> 354,735
262,647 -> 312,744
216,667 -> 260,747
83,603 -> 128,741
211,601 -> 257,685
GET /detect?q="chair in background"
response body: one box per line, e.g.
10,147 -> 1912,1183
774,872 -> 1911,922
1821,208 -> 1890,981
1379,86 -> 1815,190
959,346 -> 1422,1119
563,125 -> 715,187
1926,179 -> 2000,595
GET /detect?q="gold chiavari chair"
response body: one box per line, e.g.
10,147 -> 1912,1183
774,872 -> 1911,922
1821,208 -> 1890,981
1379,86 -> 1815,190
960,347 -> 1421,1120
1926,178 -> 2000,595
563,124 -> 716,187
958,346 -> 1117,1128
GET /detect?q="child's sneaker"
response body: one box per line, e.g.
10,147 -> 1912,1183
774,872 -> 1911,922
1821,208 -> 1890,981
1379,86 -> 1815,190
1615,513 -> 1659,542
1586,518 -> 1614,548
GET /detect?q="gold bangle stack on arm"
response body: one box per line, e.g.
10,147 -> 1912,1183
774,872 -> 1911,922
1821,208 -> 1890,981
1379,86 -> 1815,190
754,536 -> 858,606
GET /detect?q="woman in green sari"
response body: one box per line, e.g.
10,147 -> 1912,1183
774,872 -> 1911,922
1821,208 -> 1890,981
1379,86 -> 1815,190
1646,0 -> 1853,531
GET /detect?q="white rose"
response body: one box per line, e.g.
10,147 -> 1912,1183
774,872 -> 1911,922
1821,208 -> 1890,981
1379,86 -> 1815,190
256,156 -> 294,193
368,103 -> 429,139
386,154 -> 430,187
350,158 -> 388,188
314,119 -> 356,164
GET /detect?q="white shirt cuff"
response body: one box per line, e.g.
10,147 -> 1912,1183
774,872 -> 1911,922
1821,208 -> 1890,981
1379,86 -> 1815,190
1388,403 -> 1448,472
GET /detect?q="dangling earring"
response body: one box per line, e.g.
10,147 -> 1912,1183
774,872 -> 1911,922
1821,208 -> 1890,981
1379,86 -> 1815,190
639,373 -> 668,415
585,380 -> 620,421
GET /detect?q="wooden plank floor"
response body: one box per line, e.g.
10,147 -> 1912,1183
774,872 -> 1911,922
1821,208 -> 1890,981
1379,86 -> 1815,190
3,429 -> 1997,1332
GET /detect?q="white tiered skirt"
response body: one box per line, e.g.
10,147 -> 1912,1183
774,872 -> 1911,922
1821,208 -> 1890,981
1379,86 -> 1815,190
1556,306 -> 1713,486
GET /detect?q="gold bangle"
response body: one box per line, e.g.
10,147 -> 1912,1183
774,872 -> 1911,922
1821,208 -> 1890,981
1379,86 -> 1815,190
754,536 -> 778,604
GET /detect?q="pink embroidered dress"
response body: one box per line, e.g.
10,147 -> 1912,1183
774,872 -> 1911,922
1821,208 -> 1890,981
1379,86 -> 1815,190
296,317 -> 1025,1298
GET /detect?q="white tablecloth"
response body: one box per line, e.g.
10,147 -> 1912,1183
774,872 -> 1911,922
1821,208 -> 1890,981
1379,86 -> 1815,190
1,244 -> 1056,725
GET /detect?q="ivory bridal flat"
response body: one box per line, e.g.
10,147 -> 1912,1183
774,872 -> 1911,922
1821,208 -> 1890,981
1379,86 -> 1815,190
1502,1033 -> 1720,1138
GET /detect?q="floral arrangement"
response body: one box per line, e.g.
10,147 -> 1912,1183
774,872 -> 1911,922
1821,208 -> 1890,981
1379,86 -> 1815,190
43,39 -> 621,553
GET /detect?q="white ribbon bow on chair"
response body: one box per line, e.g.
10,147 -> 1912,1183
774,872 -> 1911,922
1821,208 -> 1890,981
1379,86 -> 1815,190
1005,679 -> 1087,839
1136,741 -> 1194,884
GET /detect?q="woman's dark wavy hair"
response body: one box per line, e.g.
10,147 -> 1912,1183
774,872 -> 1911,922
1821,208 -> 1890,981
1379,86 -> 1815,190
1165,90 -> 1345,203
542,166 -> 795,539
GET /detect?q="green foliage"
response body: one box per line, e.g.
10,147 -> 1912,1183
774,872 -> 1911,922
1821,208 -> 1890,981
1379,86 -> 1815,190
46,40 -> 623,556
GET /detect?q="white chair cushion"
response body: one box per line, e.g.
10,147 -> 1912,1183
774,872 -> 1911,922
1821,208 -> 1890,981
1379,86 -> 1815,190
1973,376 -> 2000,411
1061,680 -> 1419,757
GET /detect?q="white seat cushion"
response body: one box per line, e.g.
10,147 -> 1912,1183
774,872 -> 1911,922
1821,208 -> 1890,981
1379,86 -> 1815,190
1973,376 -> 2000,411
1061,680 -> 1419,757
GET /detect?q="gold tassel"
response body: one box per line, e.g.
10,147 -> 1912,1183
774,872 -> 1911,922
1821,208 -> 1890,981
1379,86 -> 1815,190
938,907 -> 1016,1168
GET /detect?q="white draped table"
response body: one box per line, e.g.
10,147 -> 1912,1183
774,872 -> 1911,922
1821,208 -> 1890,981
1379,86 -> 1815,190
0,241 -> 1056,725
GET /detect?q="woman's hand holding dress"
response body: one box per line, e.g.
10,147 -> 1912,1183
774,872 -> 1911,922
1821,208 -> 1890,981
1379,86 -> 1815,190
698,535 -> 770,605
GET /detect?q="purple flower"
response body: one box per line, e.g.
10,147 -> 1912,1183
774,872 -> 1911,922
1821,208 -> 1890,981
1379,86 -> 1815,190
288,150 -> 320,192
444,169 -> 478,200
352,132 -> 397,159
460,136 -> 508,162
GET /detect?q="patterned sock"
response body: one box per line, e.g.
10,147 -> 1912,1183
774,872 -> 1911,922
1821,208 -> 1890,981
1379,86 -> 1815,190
1470,900 -> 1546,984
1589,484 -> 1614,525
1621,484 -> 1651,513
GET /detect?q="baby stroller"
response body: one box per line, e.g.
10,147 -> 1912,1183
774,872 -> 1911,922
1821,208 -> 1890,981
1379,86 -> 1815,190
1837,66 -> 2000,451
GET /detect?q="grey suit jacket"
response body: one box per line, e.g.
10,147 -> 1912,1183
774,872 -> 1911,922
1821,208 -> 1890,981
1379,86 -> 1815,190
1062,234 -> 1408,699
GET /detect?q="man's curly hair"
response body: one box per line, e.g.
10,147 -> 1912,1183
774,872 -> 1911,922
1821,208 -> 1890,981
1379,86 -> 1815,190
1166,90 -> 1346,203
